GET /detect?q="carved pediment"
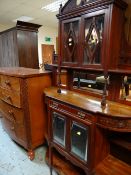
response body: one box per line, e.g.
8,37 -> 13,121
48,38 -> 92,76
59,0 -> 127,15
61,0 -> 96,14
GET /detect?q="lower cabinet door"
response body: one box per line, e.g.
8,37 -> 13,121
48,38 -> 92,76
71,121 -> 88,162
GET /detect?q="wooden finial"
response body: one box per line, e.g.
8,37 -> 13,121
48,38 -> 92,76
59,4 -> 62,14
101,73 -> 108,109
81,0 -> 86,5
57,57 -> 61,94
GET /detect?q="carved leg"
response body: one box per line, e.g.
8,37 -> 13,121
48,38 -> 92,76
28,150 -> 35,160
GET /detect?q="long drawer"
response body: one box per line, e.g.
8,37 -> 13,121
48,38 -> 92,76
0,87 -> 21,108
0,100 -> 24,124
0,75 -> 20,92
1,116 -> 27,145
49,99 -> 95,122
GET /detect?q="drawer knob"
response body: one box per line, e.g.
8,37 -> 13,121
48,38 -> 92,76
52,102 -> 58,108
5,80 -> 11,86
77,112 -> 85,119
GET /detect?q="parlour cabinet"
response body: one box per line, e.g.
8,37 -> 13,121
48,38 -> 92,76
0,21 -> 41,68
44,87 -> 131,175
0,67 -> 52,160
44,0 -> 131,175
58,0 -> 127,70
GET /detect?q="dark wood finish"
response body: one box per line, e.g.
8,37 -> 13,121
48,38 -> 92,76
44,87 -> 131,174
57,0 -> 127,70
45,87 -> 131,131
45,0 -> 131,174
0,67 -> 52,159
46,149 -> 131,175
0,21 -> 41,68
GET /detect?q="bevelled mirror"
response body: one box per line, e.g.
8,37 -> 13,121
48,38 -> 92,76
120,76 -> 131,101
73,71 -> 109,94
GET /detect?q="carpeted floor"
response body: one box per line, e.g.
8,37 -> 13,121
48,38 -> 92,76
0,121 -> 57,175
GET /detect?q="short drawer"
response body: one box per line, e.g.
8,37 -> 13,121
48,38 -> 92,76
0,87 -> 21,108
0,75 -> 20,92
0,100 -> 24,124
49,100 -> 95,122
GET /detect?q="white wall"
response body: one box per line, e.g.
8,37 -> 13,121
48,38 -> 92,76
0,24 -> 14,32
38,26 -> 58,64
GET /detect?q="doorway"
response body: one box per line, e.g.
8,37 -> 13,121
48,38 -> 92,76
41,44 -> 54,64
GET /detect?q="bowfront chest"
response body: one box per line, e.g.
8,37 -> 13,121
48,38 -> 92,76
0,67 -> 52,160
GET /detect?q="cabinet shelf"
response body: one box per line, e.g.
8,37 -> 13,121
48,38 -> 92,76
46,149 -> 131,175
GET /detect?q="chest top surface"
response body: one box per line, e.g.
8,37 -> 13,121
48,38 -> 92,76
0,67 -> 51,78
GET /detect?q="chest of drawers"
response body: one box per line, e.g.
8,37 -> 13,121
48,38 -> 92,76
0,67 -> 52,160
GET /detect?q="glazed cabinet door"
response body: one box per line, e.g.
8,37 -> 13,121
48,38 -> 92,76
71,121 -> 88,162
52,112 -> 66,147
50,109 -> 94,167
61,17 -> 81,67
81,10 -> 105,68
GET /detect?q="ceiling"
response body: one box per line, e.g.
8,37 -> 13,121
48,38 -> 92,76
0,0 -> 68,30
0,0 -> 130,31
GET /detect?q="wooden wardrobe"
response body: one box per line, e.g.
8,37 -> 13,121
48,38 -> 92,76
0,21 -> 41,68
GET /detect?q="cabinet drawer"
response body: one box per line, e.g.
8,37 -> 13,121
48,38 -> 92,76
50,100 -> 95,122
1,116 -> 26,143
0,87 -> 21,108
0,100 -> 24,124
0,75 -> 20,92
1,115 -> 16,139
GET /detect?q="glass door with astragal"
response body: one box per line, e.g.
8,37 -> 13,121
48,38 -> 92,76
82,11 -> 105,68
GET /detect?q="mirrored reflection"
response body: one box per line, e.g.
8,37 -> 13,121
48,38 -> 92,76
88,28 -> 99,52
120,76 -> 131,101
73,71 -> 108,94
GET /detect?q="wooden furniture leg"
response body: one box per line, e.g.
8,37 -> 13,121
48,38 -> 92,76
28,150 -> 35,160
49,145 -> 53,175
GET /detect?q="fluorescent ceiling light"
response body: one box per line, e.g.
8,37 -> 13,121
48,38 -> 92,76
41,0 -> 67,12
13,16 -> 34,22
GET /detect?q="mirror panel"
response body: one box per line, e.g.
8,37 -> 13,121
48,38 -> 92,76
73,71 -> 108,94
120,76 -> 131,101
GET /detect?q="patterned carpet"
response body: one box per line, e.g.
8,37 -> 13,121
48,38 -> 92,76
0,121 -> 57,175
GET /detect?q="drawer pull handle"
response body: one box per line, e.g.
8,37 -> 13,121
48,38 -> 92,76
52,102 -> 58,108
8,110 -> 14,115
10,126 -> 15,131
8,110 -> 16,121
5,80 -> 11,86
6,96 -> 12,102
77,112 -> 85,119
